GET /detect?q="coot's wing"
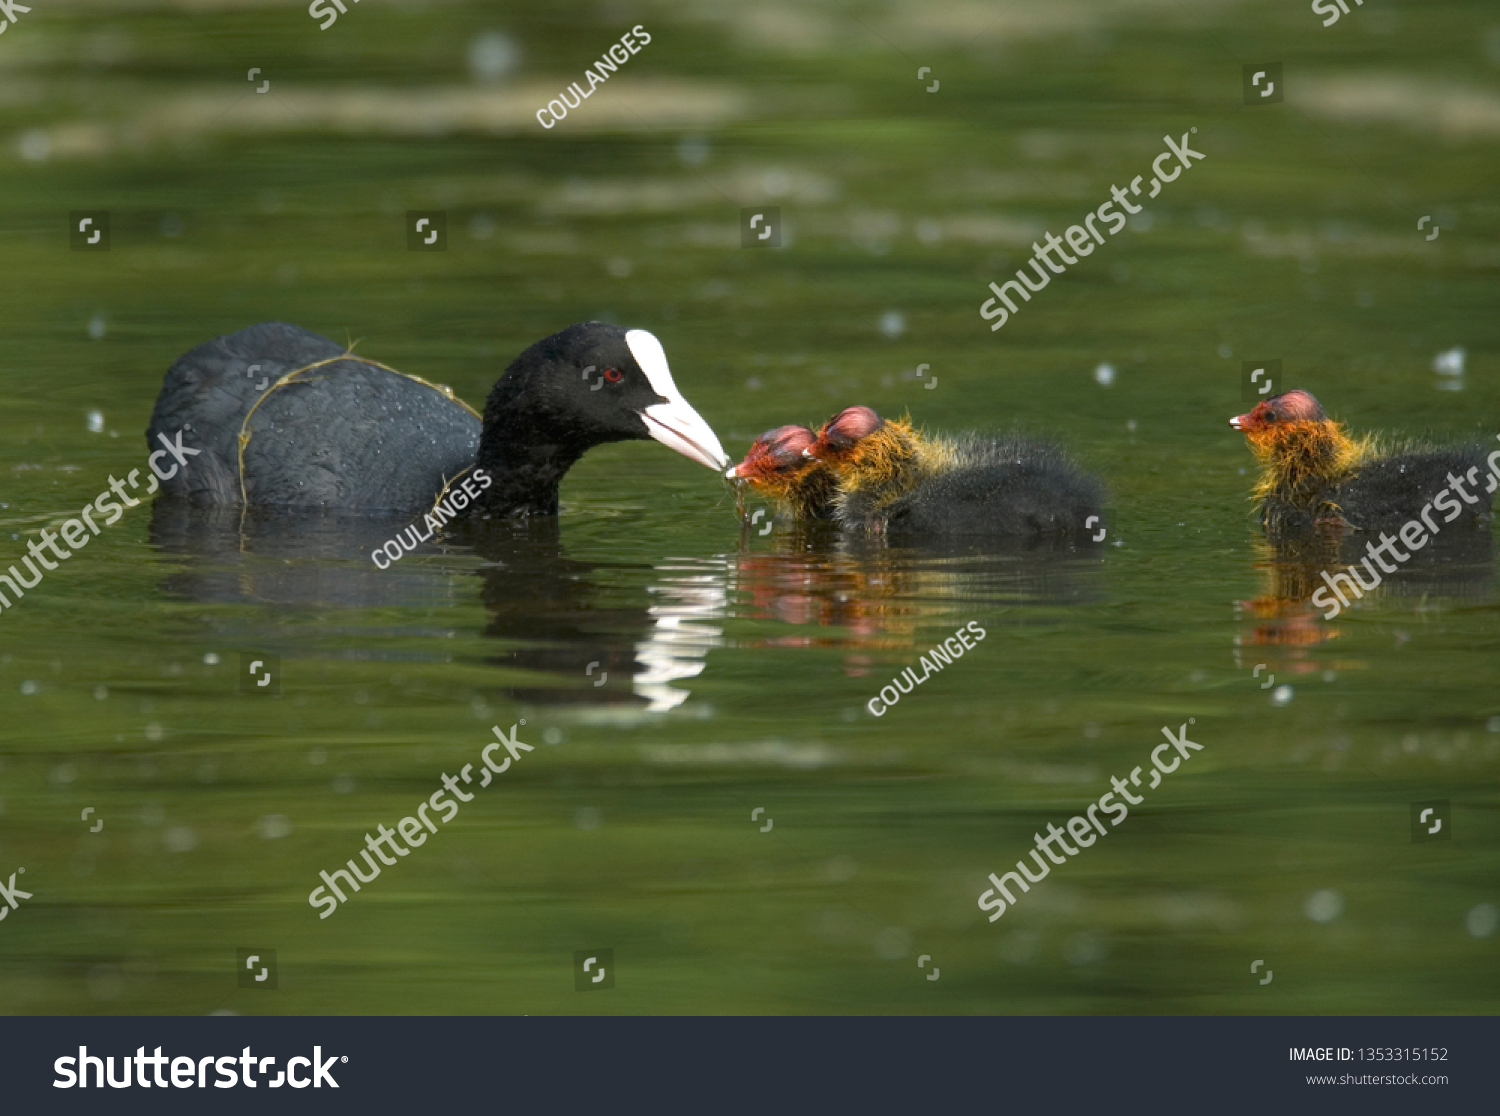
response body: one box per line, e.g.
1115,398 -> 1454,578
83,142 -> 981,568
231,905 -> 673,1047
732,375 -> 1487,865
147,322 -> 481,511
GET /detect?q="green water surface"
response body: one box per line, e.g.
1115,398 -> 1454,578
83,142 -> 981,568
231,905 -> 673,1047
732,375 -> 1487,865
0,0 -> 1496,1014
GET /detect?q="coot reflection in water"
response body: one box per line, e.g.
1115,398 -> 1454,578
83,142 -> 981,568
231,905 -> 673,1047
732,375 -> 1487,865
146,498 -> 725,710
147,498 -> 1112,710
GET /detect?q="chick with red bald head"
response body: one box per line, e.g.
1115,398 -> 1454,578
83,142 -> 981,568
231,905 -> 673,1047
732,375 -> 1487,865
1229,388 -> 1493,534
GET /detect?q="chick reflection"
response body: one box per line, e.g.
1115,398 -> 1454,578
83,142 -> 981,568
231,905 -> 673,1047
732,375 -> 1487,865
728,525 -> 1104,676
1234,530 -> 1493,671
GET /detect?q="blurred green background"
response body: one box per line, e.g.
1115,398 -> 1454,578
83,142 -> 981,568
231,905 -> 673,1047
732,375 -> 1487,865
0,0 -> 1497,1014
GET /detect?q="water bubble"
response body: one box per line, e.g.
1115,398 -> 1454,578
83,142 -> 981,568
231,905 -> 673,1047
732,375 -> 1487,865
573,806 -> 602,830
468,31 -> 520,83
87,964 -> 123,1001
823,856 -> 858,883
308,747 -> 327,765
1432,347 -> 1465,376
256,814 -> 292,840
1063,931 -> 1108,965
1217,343 -> 1233,359
878,311 -> 906,339
874,926 -> 912,960
1466,903 -> 1498,938
331,773 -> 355,794
1094,363 -> 1116,386
163,825 -> 198,852
1305,888 -> 1343,923
17,129 -> 50,162
998,929 -> 1039,964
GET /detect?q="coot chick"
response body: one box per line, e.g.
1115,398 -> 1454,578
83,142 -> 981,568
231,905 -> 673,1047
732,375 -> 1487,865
724,424 -> 837,520
147,321 -> 728,517
1230,389 -> 1496,534
804,406 -> 1107,538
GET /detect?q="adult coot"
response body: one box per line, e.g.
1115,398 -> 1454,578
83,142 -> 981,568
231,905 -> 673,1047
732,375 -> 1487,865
146,321 -> 728,516
1230,389 -> 1496,534
798,405 -> 1106,539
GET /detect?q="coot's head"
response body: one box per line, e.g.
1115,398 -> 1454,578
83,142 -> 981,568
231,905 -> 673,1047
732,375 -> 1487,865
1230,389 -> 1326,434
804,405 -> 885,462
726,424 -> 818,482
482,322 -> 728,471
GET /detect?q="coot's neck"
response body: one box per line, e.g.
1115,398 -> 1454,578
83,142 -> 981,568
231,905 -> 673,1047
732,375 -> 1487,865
465,413 -> 594,519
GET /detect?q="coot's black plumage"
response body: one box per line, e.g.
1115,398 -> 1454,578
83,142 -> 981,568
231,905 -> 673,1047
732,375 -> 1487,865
147,321 -> 728,517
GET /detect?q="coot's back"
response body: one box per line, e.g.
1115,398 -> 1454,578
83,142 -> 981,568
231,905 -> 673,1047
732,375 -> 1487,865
147,322 -> 480,511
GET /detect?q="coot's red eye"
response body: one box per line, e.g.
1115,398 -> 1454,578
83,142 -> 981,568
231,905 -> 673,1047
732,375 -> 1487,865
604,367 -> 623,383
